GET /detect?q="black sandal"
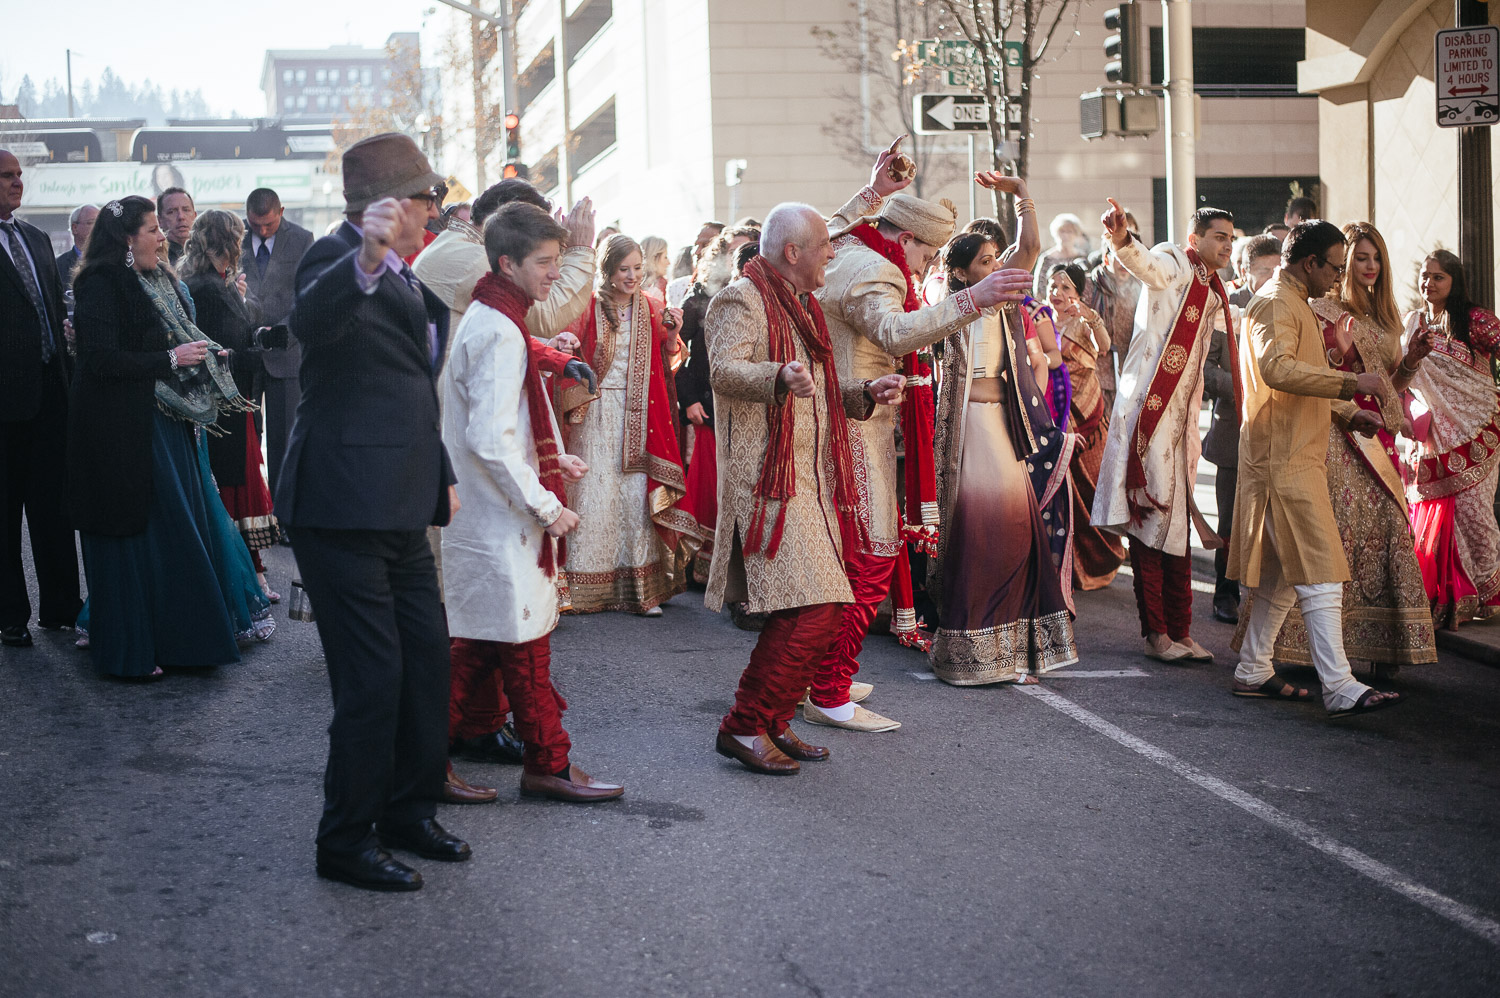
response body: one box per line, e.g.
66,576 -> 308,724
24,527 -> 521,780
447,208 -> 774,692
1232,676 -> 1314,701
1329,689 -> 1403,718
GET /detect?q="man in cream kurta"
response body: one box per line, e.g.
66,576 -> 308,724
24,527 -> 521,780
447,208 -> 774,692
1092,201 -> 1235,663
1228,221 -> 1401,716
441,201 -> 626,799
806,194 -> 1029,732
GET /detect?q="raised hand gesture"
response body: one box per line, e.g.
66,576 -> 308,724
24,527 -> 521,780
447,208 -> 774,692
974,172 -> 1028,199
870,135 -> 914,198
358,197 -> 408,274
558,196 -> 596,249
1101,197 -> 1131,249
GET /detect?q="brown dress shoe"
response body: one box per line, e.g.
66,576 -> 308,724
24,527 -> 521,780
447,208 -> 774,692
769,727 -> 829,761
444,766 -> 498,805
519,764 -> 624,802
714,731 -> 800,774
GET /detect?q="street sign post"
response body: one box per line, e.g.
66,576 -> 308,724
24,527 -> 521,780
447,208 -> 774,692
1436,26 -> 1499,128
914,94 -> 991,134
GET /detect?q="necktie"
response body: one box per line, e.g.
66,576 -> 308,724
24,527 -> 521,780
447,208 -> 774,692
3,220 -> 53,363
399,263 -> 439,369
256,240 -> 271,278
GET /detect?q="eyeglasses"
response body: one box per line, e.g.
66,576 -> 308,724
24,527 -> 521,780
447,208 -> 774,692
1318,256 -> 1345,276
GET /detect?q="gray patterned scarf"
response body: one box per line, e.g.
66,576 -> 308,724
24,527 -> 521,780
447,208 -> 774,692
137,267 -> 250,430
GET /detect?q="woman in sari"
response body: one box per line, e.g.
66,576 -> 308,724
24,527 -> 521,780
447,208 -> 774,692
1238,223 -> 1437,674
558,234 -> 694,615
1047,262 -> 1126,589
180,210 -> 281,604
1403,249 -> 1500,628
929,230 -> 1078,686
69,196 -> 273,679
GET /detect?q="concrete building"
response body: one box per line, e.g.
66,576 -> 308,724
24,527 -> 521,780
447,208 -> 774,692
261,32 -> 420,122
428,1 -> 1315,252
1302,0 -> 1500,302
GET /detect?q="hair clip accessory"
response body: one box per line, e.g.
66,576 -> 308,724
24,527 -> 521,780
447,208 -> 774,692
105,201 -> 124,217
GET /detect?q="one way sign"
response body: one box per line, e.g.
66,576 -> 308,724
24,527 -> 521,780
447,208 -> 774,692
914,93 -> 991,134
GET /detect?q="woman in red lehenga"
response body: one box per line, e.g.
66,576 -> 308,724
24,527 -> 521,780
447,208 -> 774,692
1046,262 -> 1126,590
1403,249 -> 1500,628
557,234 -> 695,615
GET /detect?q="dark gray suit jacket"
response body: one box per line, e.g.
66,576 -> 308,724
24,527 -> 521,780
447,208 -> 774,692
243,219 -> 315,380
1201,325 -> 1238,469
1,216 -> 70,422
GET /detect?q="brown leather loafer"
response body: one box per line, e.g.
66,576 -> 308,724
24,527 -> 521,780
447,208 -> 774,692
519,764 -> 624,802
714,731 -> 799,774
443,766 -> 498,805
769,726 -> 829,761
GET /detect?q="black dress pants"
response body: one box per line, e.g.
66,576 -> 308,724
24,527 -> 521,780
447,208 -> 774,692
1213,464 -> 1240,602
0,368 -> 81,629
263,375 -> 299,497
290,526 -> 450,854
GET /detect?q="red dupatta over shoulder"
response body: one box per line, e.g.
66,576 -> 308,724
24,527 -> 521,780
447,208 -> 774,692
558,292 -> 699,547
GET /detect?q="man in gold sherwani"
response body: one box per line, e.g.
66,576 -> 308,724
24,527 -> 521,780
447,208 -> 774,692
1229,220 -> 1403,717
704,200 -> 909,775
805,194 -> 1033,732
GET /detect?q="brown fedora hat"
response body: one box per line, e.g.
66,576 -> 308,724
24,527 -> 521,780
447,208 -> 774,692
342,132 -> 444,213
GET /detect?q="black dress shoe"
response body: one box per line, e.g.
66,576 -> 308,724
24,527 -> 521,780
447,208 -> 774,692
1,625 -> 33,648
316,845 -> 423,892
450,722 -> 525,765
377,818 -> 471,862
1212,595 -> 1239,625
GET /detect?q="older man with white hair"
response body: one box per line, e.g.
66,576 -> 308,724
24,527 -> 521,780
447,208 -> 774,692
55,203 -> 98,291
704,196 -> 910,776
807,193 -> 1036,732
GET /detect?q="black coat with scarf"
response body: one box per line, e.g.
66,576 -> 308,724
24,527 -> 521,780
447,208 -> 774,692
68,264 -> 183,536
186,272 -> 262,488
276,223 -> 455,531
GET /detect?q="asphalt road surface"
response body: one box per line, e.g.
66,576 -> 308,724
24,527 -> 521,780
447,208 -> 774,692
2,543 -> 1498,997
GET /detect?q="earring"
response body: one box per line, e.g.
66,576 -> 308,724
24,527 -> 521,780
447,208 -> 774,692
125,248 -> 134,267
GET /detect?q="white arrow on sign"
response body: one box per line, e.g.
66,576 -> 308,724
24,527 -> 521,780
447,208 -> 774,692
927,95 -> 959,130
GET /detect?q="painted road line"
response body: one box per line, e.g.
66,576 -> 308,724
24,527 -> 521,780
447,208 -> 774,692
1016,683 -> 1500,948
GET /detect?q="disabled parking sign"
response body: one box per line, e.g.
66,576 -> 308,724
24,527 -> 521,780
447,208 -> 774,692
1436,26 -> 1500,127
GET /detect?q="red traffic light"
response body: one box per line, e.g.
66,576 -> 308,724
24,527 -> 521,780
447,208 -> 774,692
502,163 -> 521,179
503,112 -> 520,130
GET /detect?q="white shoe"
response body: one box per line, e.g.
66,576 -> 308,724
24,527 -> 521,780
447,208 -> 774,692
802,701 -> 902,732
849,681 -> 873,703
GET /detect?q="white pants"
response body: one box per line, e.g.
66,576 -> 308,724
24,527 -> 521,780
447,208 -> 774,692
1234,513 -> 1370,712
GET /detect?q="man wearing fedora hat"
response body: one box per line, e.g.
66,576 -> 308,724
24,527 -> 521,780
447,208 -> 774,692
278,132 -> 468,892
808,193 -> 1035,733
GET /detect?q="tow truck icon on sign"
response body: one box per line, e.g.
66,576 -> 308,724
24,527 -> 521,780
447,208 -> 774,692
1439,98 -> 1500,123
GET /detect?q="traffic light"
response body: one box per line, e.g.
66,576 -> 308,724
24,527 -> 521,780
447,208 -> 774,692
502,162 -> 528,180
1104,2 -> 1142,87
503,110 -> 522,176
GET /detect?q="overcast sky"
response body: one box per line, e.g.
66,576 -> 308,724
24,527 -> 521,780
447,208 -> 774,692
3,1 -> 441,117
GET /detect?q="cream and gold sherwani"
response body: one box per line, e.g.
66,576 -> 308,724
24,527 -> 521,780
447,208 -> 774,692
412,220 -> 595,340
703,276 -> 877,615
1227,270 -> 1359,588
814,246 -> 979,553
1092,239 -> 1225,556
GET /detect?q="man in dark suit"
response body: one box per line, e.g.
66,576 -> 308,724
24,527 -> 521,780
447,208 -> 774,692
241,187 -> 314,502
54,203 -> 98,293
0,149 -> 81,648
279,133 -> 465,893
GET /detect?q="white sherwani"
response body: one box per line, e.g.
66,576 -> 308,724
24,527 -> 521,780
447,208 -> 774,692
1091,239 -> 1223,556
440,301 -> 568,643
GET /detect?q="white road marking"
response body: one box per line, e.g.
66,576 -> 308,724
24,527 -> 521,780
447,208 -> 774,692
907,671 -> 938,681
1049,668 -> 1150,678
1016,683 -> 1500,948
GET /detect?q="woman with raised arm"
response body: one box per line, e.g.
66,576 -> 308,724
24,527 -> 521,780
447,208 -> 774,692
1403,249 -> 1500,628
928,174 -> 1078,687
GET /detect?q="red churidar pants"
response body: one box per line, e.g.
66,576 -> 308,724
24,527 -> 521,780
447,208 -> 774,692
1128,537 -> 1192,641
808,550 -> 897,708
448,638 -> 511,741
448,636 -> 570,775
720,602 -> 845,737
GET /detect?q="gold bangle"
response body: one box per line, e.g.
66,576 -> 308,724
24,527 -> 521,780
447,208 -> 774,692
1400,354 -> 1422,374
1326,348 -> 1346,367
1016,198 -> 1036,215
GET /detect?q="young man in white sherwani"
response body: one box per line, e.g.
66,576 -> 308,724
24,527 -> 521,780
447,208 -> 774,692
439,202 -> 624,803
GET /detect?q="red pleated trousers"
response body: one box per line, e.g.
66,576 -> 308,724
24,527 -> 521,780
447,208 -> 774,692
1127,537 -> 1193,641
720,603 -> 845,737
808,550 -> 897,708
448,636 -> 571,775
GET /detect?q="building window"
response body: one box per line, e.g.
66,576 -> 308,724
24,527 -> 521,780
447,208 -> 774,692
295,68 -> 306,84
519,43 -> 557,110
566,0 -> 613,66
1149,175 -> 1321,244
346,67 -> 357,83
296,95 -> 308,109
571,99 -> 617,177
316,68 -> 327,84
282,69 -> 293,84
284,96 -> 295,109
361,67 -> 372,85
1149,27 -> 1307,98
316,95 -> 328,109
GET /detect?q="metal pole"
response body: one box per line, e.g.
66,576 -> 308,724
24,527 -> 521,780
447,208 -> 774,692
1162,0 -> 1196,241
967,133 -> 976,222
556,0 -> 572,205
66,49 -> 74,118
470,14 -> 488,189
1458,0 -> 1495,309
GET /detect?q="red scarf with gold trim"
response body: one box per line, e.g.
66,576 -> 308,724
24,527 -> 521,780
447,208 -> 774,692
1126,247 -> 1239,520
470,271 -> 570,576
